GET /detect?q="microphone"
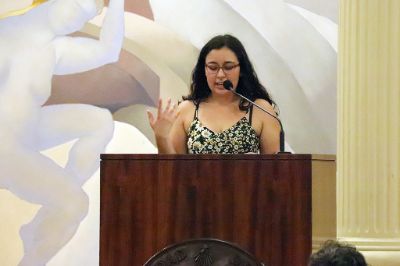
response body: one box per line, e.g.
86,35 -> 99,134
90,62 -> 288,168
223,80 -> 289,154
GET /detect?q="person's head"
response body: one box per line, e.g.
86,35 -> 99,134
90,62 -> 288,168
48,0 -> 101,35
309,240 -> 368,266
185,34 -> 275,111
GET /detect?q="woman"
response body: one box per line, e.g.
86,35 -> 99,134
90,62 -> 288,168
147,34 -> 280,154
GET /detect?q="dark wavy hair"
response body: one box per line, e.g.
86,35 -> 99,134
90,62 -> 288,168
183,34 -> 276,112
309,240 -> 368,266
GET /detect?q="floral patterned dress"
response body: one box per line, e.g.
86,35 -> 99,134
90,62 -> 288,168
187,103 -> 260,154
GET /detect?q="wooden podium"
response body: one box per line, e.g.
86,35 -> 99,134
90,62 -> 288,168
100,154 -> 312,266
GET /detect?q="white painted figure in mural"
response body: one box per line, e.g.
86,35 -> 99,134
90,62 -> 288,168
0,0 -> 124,265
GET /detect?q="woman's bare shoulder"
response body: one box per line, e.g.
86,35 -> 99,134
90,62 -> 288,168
178,100 -> 196,112
177,100 -> 197,120
254,99 -> 276,114
177,100 -> 196,131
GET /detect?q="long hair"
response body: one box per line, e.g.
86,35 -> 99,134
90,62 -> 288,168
183,34 -> 276,112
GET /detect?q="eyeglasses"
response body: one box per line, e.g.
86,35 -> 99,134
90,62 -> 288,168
205,63 -> 240,75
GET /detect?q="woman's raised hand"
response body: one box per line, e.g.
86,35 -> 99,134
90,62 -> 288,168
147,98 -> 178,138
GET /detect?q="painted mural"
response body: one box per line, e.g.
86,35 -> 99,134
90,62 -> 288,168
0,0 -> 337,265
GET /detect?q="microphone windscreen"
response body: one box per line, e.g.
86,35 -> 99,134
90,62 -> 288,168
223,80 -> 233,90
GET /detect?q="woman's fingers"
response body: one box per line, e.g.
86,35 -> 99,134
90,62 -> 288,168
170,103 -> 178,116
172,104 -> 179,119
153,98 -> 178,121
165,98 -> 172,113
147,110 -> 155,127
148,99 -> 179,138
157,98 -> 163,118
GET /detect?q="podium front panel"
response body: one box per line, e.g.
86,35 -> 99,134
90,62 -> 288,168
100,154 -> 312,266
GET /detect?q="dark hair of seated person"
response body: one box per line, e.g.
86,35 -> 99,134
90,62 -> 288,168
309,240 -> 368,266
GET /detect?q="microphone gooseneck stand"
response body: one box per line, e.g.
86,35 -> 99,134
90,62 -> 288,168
222,80 -> 290,154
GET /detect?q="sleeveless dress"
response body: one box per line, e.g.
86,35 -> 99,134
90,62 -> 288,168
187,102 -> 260,154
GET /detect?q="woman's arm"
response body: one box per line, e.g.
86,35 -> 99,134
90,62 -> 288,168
53,0 -> 124,75
254,99 -> 281,154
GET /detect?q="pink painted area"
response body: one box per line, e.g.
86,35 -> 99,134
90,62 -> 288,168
105,0 -> 154,20
47,32 -> 159,112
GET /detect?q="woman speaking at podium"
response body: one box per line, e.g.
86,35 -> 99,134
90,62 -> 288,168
147,34 -> 280,154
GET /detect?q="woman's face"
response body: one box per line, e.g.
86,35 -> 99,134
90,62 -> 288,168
204,46 -> 240,96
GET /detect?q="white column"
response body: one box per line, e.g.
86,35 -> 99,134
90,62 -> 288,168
338,0 -> 400,263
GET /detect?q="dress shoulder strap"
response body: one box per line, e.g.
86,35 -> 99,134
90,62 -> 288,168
193,101 -> 200,119
249,104 -> 254,125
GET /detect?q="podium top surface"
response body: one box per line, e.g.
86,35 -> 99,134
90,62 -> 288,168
100,153 -> 318,161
